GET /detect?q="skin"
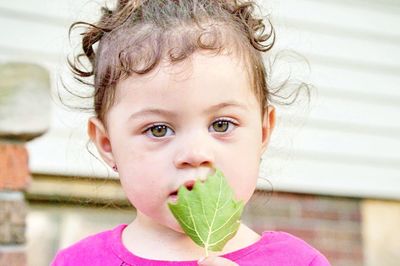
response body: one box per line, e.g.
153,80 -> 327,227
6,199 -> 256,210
88,51 -> 276,264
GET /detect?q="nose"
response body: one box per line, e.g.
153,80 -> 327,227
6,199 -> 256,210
173,134 -> 215,169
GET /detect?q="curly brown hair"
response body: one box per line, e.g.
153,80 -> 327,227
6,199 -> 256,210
66,0 -> 304,129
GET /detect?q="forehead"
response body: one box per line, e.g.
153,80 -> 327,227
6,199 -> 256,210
114,51 -> 254,103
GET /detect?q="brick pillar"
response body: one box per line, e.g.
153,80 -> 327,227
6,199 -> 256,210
0,63 -> 50,266
0,142 -> 30,265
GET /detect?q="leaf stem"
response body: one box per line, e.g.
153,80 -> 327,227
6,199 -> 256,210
205,246 -> 209,257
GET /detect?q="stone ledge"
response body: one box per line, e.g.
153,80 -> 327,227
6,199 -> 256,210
26,174 -> 129,206
0,191 -> 24,201
0,244 -> 26,252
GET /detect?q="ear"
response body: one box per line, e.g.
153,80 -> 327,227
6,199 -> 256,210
87,116 -> 115,168
260,105 -> 276,155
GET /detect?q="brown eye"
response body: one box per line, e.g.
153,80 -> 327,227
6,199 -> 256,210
212,120 -> 229,132
147,125 -> 173,138
209,119 -> 238,134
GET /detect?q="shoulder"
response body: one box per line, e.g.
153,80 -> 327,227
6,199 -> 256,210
50,224 -> 126,266
238,231 -> 331,266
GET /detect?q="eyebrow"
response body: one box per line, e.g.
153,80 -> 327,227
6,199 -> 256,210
128,101 -> 248,121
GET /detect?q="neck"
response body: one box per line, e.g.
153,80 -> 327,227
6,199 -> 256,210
122,211 -> 261,261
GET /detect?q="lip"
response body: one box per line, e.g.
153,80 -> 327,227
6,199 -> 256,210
168,194 -> 178,203
168,180 -> 197,203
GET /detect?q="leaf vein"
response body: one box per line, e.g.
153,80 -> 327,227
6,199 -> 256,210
205,174 -> 223,249
209,230 -> 237,248
187,197 -> 206,246
200,195 -> 211,229
179,217 -> 195,231
211,206 -> 242,234
217,198 -> 230,211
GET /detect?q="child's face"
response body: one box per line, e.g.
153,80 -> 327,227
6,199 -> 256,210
89,52 -> 275,232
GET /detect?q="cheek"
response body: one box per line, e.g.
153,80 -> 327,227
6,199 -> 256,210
220,160 -> 259,205
120,175 -> 166,212
224,137 -> 262,203
117,158 -> 170,211
112,136 -> 175,208
116,145 -> 163,191
229,160 -> 259,203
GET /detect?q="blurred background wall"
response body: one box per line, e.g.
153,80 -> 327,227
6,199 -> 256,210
0,0 -> 399,266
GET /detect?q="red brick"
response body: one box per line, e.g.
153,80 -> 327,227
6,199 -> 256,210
347,210 -> 362,222
0,195 -> 26,244
301,209 -> 341,221
0,142 -> 30,190
275,226 -> 318,241
317,228 -> 361,242
274,191 -> 317,201
0,246 -> 26,266
323,248 -> 363,261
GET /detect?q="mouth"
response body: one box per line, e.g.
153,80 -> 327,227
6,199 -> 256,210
168,180 -> 196,203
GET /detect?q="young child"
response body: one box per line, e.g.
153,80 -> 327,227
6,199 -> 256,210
52,0 -> 330,265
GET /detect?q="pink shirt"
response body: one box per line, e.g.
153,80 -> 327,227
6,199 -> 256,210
51,224 -> 330,266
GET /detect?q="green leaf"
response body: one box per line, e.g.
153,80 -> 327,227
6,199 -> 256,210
168,168 -> 244,255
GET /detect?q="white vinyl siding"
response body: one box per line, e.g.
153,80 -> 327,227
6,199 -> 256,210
1,0 -> 399,199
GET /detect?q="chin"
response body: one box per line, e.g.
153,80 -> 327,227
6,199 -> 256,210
164,214 -> 186,234
169,219 -> 186,233
173,225 -> 185,234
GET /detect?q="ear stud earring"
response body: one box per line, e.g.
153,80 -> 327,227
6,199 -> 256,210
112,165 -> 118,172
